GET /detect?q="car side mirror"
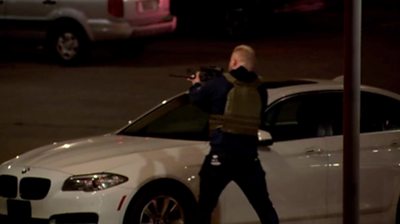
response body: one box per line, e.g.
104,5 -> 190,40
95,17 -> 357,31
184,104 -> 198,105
258,130 -> 273,146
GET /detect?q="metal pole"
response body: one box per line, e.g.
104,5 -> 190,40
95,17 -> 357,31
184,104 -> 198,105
343,0 -> 361,223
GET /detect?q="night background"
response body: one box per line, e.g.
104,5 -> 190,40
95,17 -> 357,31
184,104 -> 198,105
0,0 -> 399,162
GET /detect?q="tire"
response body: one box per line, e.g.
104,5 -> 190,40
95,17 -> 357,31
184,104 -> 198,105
48,22 -> 89,66
123,182 -> 196,224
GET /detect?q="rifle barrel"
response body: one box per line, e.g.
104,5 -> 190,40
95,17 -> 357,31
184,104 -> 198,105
169,74 -> 195,79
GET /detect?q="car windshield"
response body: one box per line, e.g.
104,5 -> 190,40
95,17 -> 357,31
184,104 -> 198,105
118,94 -> 210,141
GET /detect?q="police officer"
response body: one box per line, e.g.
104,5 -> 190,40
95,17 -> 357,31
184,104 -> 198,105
188,45 -> 279,224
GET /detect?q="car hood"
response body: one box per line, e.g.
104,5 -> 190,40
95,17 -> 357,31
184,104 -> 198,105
2,134 -> 199,174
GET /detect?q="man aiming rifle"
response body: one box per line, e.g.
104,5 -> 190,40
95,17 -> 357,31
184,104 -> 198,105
187,45 -> 279,224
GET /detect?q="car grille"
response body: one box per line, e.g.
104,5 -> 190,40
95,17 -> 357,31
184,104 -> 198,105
0,175 -> 18,198
0,175 -> 51,200
20,177 -> 51,200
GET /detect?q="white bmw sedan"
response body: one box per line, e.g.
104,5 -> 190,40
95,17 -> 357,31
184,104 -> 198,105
0,77 -> 399,224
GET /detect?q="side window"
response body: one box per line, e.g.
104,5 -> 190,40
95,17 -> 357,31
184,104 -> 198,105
120,94 -> 210,141
138,103 -> 209,140
361,92 -> 400,132
264,98 -> 303,141
263,91 -> 400,140
263,92 -> 342,142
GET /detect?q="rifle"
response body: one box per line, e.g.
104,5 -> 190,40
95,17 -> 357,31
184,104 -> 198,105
169,66 -> 224,82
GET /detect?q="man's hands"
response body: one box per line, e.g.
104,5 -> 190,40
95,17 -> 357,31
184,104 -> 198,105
188,71 -> 201,85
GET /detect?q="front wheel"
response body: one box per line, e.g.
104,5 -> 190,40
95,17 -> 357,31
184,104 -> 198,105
123,183 -> 196,224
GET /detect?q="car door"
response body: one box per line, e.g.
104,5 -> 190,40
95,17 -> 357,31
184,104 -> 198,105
0,0 -> 7,37
218,92 -> 331,223
324,91 -> 400,224
3,0 -> 56,37
0,0 -> 4,16
6,0 -> 56,19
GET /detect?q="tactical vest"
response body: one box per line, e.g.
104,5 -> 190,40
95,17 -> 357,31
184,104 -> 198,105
209,72 -> 262,136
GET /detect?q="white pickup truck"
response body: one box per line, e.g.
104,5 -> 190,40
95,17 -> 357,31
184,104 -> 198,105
0,0 -> 177,65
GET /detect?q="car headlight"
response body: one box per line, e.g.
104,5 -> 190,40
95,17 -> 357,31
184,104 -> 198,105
62,173 -> 128,192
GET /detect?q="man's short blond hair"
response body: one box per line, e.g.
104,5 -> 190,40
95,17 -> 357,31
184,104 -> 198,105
231,45 -> 256,71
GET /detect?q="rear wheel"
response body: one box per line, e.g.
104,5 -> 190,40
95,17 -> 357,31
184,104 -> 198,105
123,182 -> 196,224
48,22 -> 89,66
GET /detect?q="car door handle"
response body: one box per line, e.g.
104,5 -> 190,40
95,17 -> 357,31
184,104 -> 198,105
43,0 -> 56,5
391,141 -> 400,148
305,147 -> 323,154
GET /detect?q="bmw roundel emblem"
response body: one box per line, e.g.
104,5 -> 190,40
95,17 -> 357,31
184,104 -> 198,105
21,167 -> 30,174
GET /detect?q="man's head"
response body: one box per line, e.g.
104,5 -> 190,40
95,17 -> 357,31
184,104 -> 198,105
228,45 -> 256,72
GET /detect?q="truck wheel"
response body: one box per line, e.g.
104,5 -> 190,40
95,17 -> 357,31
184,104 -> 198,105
48,22 -> 89,66
123,182 -> 196,224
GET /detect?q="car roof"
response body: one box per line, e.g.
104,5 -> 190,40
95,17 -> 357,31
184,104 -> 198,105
266,76 -> 400,105
155,76 -> 400,110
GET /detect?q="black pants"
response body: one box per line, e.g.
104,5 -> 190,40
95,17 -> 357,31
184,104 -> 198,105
196,152 -> 279,224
